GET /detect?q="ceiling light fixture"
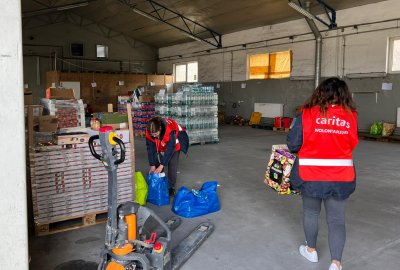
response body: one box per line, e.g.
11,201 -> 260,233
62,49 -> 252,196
288,1 -> 315,20
56,2 -> 89,11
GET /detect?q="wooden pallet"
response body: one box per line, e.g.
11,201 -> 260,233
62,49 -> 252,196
34,211 -> 108,237
358,132 -> 400,143
273,127 -> 290,133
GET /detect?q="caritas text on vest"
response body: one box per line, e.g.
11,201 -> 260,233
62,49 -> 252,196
316,116 -> 350,128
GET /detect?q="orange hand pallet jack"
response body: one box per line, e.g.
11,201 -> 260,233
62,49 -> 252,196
89,126 -> 213,270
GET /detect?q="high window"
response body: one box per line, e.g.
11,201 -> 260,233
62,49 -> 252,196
96,44 -> 109,58
388,37 -> 400,73
248,50 -> 291,79
174,61 -> 198,83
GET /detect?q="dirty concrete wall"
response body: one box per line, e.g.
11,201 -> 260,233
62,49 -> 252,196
157,0 -> 400,131
206,75 -> 400,132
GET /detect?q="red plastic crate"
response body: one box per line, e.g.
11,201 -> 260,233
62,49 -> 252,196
274,117 -> 282,128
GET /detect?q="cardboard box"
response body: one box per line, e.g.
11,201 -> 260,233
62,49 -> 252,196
56,133 -> 90,145
45,88 -> 75,100
24,88 -> 33,105
264,144 -> 297,195
39,115 -> 58,132
139,92 -> 155,102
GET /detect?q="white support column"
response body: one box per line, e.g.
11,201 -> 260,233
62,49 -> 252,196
0,1 -> 28,270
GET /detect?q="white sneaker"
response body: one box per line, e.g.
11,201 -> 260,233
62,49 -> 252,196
299,245 -> 318,262
329,263 -> 342,270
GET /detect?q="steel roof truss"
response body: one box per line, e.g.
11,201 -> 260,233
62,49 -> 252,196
117,0 -> 222,48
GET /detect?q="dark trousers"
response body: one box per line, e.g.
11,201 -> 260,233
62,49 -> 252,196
156,151 -> 180,188
302,195 -> 346,261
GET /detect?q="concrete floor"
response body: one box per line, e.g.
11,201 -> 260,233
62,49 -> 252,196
29,125 -> 400,270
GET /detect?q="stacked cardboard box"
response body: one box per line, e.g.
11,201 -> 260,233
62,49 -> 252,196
38,115 -> 58,132
41,99 -> 85,129
29,142 -> 134,225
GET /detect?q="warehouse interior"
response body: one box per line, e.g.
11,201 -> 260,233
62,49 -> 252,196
1,0 -> 400,269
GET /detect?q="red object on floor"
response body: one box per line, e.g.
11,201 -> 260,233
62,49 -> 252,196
282,117 -> 293,129
274,117 -> 282,128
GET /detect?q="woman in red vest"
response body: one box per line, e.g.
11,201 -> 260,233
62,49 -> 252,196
146,117 -> 189,196
287,78 -> 358,270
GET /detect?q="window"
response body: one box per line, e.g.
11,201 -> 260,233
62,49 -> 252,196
248,50 -> 291,79
175,64 -> 187,82
70,43 -> 84,57
249,54 -> 269,79
187,62 -> 198,82
388,37 -> 400,73
96,44 -> 108,58
174,61 -> 198,83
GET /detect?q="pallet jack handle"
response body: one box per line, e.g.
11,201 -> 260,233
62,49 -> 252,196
112,137 -> 125,165
88,135 -> 101,160
88,134 -> 125,165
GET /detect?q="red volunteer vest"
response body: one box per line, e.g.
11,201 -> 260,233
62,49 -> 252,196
299,106 -> 358,182
146,118 -> 184,153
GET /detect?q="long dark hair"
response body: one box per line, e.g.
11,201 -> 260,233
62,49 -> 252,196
147,117 -> 162,134
303,77 -> 356,115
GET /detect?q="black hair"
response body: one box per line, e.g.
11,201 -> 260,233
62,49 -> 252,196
147,117 -> 162,134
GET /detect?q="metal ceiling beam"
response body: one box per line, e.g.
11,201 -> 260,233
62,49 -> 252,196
66,13 -> 142,48
316,0 -> 337,29
22,13 -> 68,30
117,0 -> 222,48
288,0 -> 337,29
22,0 -> 92,18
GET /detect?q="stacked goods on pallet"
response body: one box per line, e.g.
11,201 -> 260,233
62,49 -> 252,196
41,99 -> 85,128
118,96 -> 156,137
155,84 -> 219,144
93,112 -> 129,130
29,142 -> 134,235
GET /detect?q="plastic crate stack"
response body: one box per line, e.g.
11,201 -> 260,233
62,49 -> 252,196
118,96 -> 156,136
155,84 -> 219,144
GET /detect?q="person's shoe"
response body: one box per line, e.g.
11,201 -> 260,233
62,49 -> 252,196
169,188 -> 176,197
329,263 -> 342,270
299,245 -> 318,263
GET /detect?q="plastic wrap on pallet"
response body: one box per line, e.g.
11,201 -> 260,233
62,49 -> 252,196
41,98 -> 85,128
154,84 -> 219,144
